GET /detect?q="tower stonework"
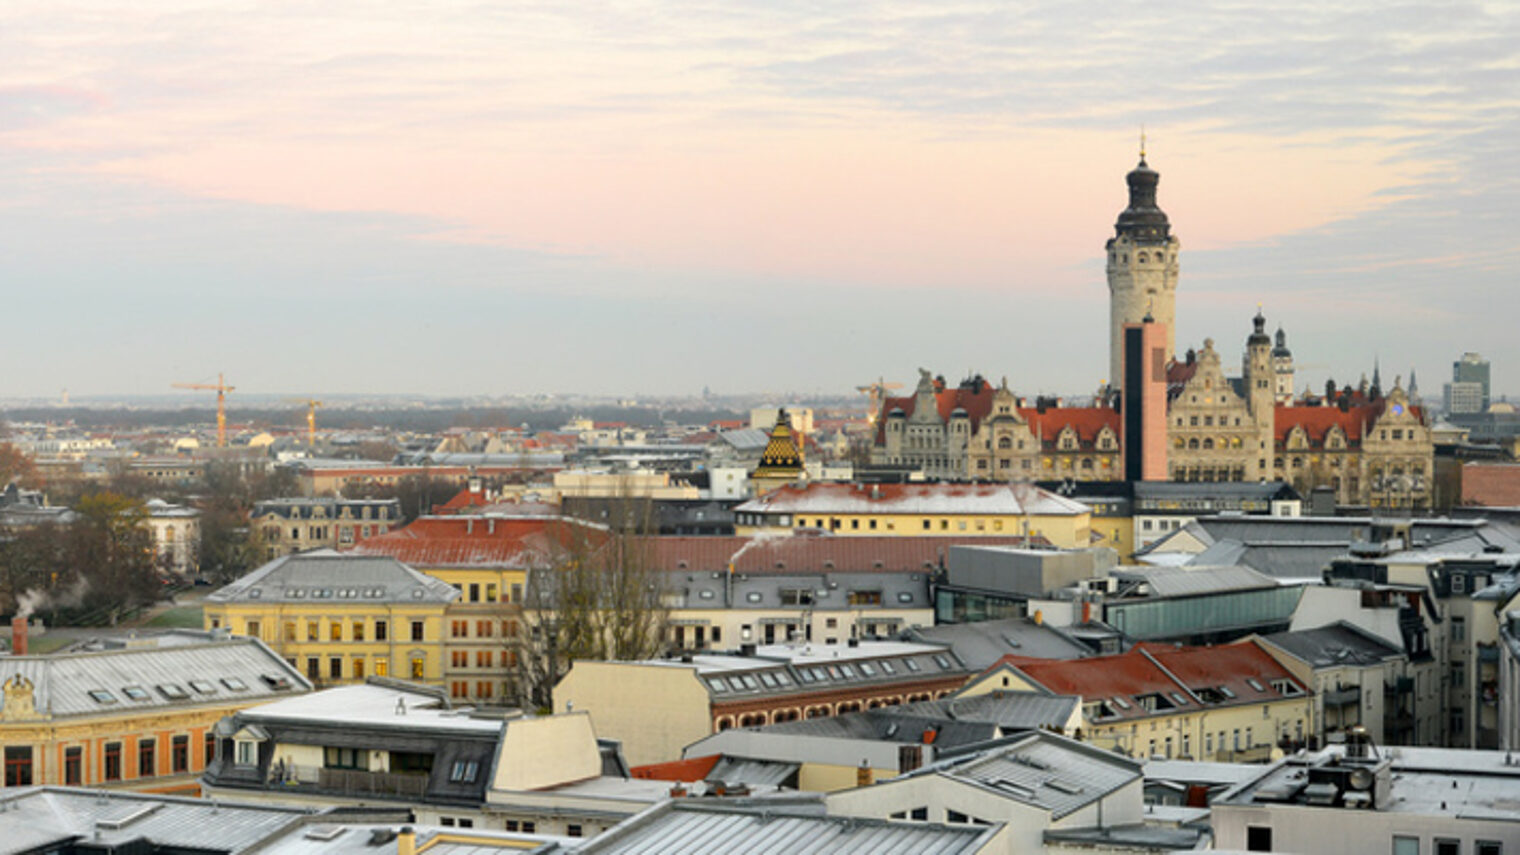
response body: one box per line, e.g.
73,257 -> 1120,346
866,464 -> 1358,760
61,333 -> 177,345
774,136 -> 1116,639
1107,156 -> 1180,389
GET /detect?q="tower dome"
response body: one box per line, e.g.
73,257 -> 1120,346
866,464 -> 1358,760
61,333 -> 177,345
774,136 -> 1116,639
1115,157 -> 1171,242
1249,309 -> 1271,347
1272,326 -> 1292,358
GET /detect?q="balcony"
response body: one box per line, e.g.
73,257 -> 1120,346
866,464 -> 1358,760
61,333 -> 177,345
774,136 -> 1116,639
1323,685 -> 1361,707
1384,676 -> 1415,695
273,764 -> 430,799
1478,644 -> 1500,664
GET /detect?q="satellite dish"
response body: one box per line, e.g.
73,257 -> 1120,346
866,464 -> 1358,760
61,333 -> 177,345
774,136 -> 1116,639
1348,767 -> 1375,791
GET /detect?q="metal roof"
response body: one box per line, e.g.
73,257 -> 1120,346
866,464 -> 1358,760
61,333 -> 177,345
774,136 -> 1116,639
207,552 -> 459,604
0,633 -> 310,719
706,757 -> 800,787
1260,622 -> 1405,667
1112,564 -> 1282,597
574,801 -> 998,854
909,618 -> 1092,668
0,787 -> 318,854
900,731 -> 1140,819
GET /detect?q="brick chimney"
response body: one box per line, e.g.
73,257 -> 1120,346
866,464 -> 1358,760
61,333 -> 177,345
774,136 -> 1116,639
11,617 -> 26,656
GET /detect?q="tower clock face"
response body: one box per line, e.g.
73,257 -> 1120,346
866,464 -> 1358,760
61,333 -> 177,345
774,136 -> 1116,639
1392,404 -> 1404,416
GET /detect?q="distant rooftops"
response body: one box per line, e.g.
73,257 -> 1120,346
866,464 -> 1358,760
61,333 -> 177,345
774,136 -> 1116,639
736,482 -> 1090,517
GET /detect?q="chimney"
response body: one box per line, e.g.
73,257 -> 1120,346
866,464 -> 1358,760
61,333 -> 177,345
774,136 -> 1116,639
397,827 -> 416,855
1081,601 -> 1092,624
856,760 -> 871,787
11,617 -> 26,656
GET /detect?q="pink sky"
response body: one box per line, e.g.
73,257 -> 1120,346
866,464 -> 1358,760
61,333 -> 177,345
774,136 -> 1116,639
0,2 -> 1513,397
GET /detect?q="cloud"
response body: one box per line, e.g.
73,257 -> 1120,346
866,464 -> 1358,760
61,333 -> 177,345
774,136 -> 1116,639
0,1 -> 1516,396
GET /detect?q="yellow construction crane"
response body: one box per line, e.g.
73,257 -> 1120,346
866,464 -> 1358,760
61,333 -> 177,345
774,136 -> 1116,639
284,399 -> 324,446
856,378 -> 903,426
172,373 -> 235,448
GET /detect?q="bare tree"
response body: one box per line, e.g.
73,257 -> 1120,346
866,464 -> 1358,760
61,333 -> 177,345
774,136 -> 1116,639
514,496 -> 668,711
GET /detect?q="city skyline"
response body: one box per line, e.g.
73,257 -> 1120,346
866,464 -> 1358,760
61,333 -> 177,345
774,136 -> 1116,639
3,2 -> 1517,399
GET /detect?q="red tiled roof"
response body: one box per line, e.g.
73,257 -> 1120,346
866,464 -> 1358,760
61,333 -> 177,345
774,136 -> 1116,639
874,381 -> 1118,449
630,754 -> 721,782
432,488 -> 493,515
989,641 -> 1303,720
1019,407 -> 1121,448
352,515 -> 606,567
1274,405 -> 1370,446
641,533 -> 1045,575
710,420 -> 746,431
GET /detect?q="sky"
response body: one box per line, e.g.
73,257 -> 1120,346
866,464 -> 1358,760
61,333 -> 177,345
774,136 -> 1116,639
2,1 -> 1517,402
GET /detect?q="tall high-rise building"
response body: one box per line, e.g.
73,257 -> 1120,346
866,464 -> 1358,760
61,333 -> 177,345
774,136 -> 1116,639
1107,151 -> 1179,389
1445,352 -> 1491,414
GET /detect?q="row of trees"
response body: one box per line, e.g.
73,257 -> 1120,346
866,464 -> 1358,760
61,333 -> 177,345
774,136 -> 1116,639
0,492 -> 164,625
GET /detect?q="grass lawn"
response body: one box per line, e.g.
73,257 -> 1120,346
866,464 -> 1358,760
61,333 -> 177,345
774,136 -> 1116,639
144,605 -> 205,629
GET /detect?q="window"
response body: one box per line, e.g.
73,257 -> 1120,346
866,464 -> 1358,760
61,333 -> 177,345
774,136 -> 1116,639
1435,840 -> 1460,855
1476,842 -> 1502,855
352,621 -> 365,642
205,735 -> 217,767
449,760 -> 480,783
324,747 -> 368,770
411,621 -> 425,641
329,656 -> 343,679
307,621 -> 318,641
138,739 -> 156,778
235,741 -> 255,766
476,620 -> 493,637
245,620 -> 261,639
4,746 -> 32,787
64,746 -> 83,785
172,735 -> 189,773
375,620 -> 388,641
104,742 -> 123,780
1247,826 -> 1273,852
1453,616 -> 1466,642
307,657 -> 320,680
1393,837 -> 1420,855
469,583 -> 480,602
567,824 -> 583,838
376,659 -> 389,677
411,656 -> 425,679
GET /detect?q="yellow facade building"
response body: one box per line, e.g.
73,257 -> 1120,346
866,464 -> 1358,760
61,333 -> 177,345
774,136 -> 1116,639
733,482 -> 1093,549
203,552 -> 459,688
0,629 -> 310,795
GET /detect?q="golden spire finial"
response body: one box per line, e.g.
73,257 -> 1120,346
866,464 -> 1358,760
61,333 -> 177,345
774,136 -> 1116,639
1139,126 -> 1146,160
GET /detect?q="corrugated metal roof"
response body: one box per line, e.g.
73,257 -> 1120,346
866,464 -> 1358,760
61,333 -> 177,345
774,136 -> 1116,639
1113,564 -> 1280,597
0,787 -> 317,854
0,634 -> 310,718
576,802 -> 996,854
707,757 -> 800,787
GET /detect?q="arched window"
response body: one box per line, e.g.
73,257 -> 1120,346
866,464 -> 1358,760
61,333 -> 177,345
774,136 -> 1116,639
1202,438 -> 1214,450
1188,438 -> 1199,450
998,436 -> 1012,450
